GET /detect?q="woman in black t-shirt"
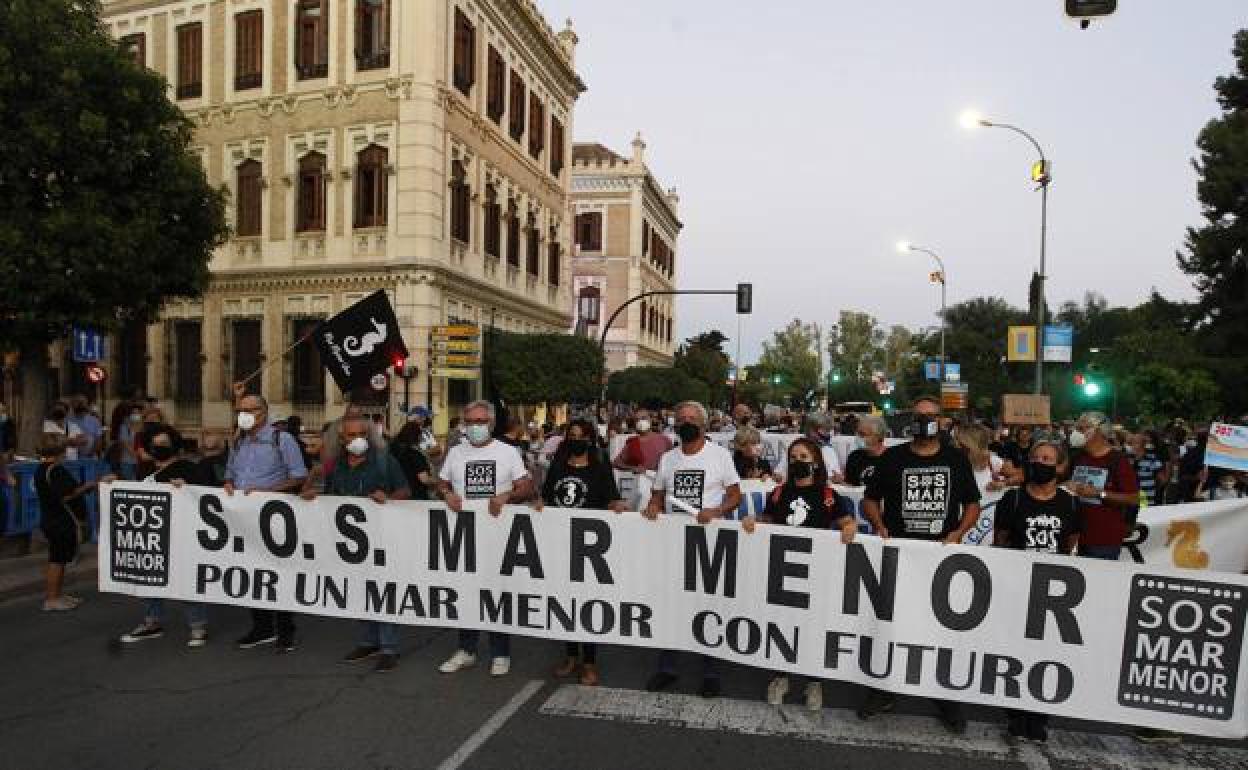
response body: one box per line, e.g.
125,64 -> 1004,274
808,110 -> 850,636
536,419 -> 626,686
844,415 -> 889,486
746,437 -> 855,712
993,440 -> 1079,743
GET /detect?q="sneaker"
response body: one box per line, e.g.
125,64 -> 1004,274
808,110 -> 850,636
374,654 -> 399,673
490,656 -> 511,677
579,663 -> 600,687
804,682 -> 823,712
645,671 -> 677,692
41,597 -> 79,612
236,630 -> 278,649
121,623 -> 165,643
699,677 -> 721,699
1133,727 -> 1181,745
275,637 -> 297,654
856,690 -> 896,720
439,650 -> 477,674
187,628 -> 208,648
341,646 -> 381,664
766,676 -> 790,705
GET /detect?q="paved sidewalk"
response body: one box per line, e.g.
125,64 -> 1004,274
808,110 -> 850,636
0,542 -> 97,602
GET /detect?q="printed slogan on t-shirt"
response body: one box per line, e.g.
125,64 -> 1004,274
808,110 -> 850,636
901,466 -> 950,536
465,460 -> 497,498
673,470 -> 706,512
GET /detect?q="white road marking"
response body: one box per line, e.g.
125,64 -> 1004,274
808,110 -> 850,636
436,679 -> 545,770
539,685 -> 1248,770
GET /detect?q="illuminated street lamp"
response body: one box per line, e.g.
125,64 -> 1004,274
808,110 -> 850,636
897,241 -> 948,382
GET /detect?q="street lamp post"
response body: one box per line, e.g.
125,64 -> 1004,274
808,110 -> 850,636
898,241 -> 947,381
961,111 -> 1051,394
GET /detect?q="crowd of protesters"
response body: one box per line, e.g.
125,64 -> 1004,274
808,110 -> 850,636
3,386 -> 1245,747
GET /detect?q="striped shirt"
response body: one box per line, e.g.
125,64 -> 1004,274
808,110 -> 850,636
1133,451 -> 1165,505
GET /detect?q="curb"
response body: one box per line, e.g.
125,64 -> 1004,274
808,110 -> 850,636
0,552 -> 99,604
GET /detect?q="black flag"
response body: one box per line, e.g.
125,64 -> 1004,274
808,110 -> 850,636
314,290 -> 409,392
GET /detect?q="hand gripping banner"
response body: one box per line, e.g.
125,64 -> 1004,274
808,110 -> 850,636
99,482 -> 1248,738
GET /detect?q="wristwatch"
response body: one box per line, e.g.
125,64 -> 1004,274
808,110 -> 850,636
1097,488 -> 1106,500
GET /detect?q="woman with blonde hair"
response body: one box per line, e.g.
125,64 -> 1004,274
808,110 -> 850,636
955,422 -> 1005,496
731,426 -> 772,481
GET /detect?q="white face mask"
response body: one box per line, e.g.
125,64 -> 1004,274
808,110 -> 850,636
237,412 -> 257,432
466,424 -> 491,445
635,419 -> 651,433
1068,430 -> 1087,449
346,437 -> 370,456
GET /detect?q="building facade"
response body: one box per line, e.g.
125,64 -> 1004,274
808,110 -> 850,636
95,0 -> 584,434
570,135 -> 680,372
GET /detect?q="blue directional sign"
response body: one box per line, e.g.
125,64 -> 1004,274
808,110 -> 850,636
944,363 -> 961,383
72,326 -> 105,363
924,358 -> 942,381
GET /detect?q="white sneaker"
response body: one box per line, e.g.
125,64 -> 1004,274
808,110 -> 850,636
804,681 -> 823,712
766,676 -> 789,705
490,656 -> 511,677
439,650 -> 477,673
187,628 -> 208,648
41,597 -> 78,612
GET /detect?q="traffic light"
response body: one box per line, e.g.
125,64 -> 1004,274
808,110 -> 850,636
1065,0 -> 1116,28
830,371 -> 842,383
882,400 -> 893,411
1083,381 -> 1102,397
1031,159 -> 1051,186
736,282 -> 753,314
772,374 -> 783,385
1073,373 -> 1085,386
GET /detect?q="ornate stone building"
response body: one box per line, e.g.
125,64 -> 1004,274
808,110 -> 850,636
570,135 -> 681,372
97,0 -> 584,433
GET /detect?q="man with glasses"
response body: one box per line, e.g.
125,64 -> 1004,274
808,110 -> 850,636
436,400 -> 533,677
224,392 -> 308,653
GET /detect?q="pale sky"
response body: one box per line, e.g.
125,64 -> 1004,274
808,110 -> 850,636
541,0 -> 1246,363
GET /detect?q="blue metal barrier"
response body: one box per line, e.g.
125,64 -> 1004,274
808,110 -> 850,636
1,460 -> 108,541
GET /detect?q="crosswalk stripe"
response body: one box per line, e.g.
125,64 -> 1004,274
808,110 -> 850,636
539,685 -> 1248,770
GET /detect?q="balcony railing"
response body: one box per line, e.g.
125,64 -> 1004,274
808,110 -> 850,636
234,72 -> 262,91
296,62 -> 328,80
176,82 -> 202,100
355,50 -> 390,71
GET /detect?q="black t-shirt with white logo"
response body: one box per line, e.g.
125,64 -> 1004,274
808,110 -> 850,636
864,442 -> 980,540
994,487 -> 1079,553
763,484 -> 846,529
541,462 -> 621,509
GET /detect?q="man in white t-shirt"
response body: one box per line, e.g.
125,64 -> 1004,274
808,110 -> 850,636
643,400 -> 741,698
436,399 -> 533,678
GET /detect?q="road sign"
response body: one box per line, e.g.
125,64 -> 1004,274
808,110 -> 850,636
434,354 -> 481,368
924,358 -> 942,381
433,324 -> 479,337
1043,325 -> 1074,363
72,326 -> 105,363
1007,325 -> 1037,362
432,367 -> 480,380
940,382 -> 969,411
944,363 -> 961,383
432,339 -> 480,353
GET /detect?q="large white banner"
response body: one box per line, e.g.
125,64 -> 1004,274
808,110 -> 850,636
99,482 -> 1248,739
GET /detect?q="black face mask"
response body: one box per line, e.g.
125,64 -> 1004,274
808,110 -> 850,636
1027,461 -> 1058,484
789,460 -> 814,480
150,444 -> 176,462
566,439 -> 590,456
676,422 -> 701,444
911,415 -> 938,438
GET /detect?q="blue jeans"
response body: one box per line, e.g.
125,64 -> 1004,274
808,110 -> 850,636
144,597 -> 207,629
1080,544 -> 1121,560
657,650 -> 720,680
459,630 -> 510,658
361,621 -> 400,655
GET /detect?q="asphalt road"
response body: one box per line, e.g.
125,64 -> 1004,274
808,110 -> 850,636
1,587 -> 1245,770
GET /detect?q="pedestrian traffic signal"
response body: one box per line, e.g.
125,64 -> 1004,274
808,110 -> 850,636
736,283 -> 753,315
1073,373 -> 1085,386
771,374 -> 783,385
1083,381 -> 1101,397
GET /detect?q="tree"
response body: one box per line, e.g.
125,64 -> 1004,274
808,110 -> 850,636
606,366 -> 708,408
914,297 -> 1030,418
1177,28 -> 1248,413
826,311 -> 884,382
0,0 -> 228,447
489,331 -> 602,405
757,319 -> 821,405
673,330 -> 732,409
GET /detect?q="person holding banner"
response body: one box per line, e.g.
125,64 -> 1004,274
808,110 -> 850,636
858,396 -> 980,733
224,394 -> 309,653
643,401 -> 742,698
437,400 -> 533,678
301,416 -> 411,672
746,437 -> 856,711
1065,412 -> 1138,561
536,418 -> 628,686
992,440 -> 1080,743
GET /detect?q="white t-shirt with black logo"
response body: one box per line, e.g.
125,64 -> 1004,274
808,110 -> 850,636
439,439 -> 529,499
653,441 -> 741,515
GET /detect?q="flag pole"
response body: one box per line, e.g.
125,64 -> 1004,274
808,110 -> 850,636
235,326 -> 319,391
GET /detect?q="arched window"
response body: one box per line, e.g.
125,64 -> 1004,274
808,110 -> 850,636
235,159 -> 263,236
354,144 -> 387,228
449,159 -> 470,243
296,151 -> 326,233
